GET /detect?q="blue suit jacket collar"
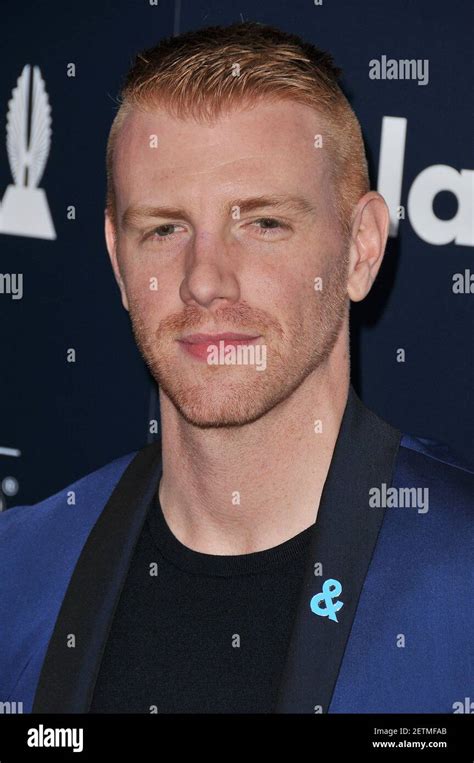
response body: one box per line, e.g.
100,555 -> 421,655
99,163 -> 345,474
32,386 -> 401,713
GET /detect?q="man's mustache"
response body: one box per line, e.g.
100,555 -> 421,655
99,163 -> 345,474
155,303 -> 283,338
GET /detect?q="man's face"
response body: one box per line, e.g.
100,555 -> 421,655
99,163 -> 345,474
108,99 -> 350,428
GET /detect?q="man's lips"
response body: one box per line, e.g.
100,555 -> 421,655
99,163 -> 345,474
179,332 -> 261,344
177,332 -> 262,361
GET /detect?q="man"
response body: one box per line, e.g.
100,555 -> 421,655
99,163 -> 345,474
0,22 -> 472,715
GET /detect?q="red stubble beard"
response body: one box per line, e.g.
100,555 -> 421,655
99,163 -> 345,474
126,260 -> 349,429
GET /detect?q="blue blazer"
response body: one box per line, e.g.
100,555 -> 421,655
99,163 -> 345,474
0,388 -> 472,713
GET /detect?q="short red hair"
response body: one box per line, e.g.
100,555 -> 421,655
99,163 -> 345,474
106,21 -> 369,239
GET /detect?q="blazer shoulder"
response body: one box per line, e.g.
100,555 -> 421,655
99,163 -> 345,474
400,433 -> 474,476
0,450 -> 138,533
396,433 -> 473,524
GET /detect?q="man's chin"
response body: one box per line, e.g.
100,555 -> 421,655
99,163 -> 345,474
158,380 -> 278,429
171,408 -> 265,429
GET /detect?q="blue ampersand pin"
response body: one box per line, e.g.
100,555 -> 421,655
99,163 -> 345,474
310,578 -> 344,622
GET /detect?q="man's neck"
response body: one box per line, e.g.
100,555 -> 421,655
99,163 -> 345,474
158,363 -> 349,556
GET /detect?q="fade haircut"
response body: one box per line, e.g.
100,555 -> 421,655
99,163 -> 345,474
106,21 -> 370,239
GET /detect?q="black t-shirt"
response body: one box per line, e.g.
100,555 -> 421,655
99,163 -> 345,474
89,493 -> 313,713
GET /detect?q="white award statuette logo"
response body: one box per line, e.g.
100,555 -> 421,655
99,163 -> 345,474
0,64 -> 56,239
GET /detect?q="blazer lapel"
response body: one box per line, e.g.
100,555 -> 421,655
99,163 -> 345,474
33,386 -> 401,714
33,442 -> 163,712
275,386 -> 401,713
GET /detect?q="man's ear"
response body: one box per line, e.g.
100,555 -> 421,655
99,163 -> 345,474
347,191 -> 390,302
104,209 -> 129,311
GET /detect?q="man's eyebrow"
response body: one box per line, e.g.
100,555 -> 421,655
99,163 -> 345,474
229,195 -> 316,217
122,205 -> 189,229
121,195 -> 316,228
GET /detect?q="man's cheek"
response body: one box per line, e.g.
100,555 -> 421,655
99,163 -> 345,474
127,278 -> 159,313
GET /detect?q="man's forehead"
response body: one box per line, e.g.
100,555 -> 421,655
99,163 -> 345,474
115,99 -> 327,150
114,101 -> 330,192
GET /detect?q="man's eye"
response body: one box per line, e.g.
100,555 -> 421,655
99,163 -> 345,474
145,218 -> 287,244
251,218 -> 286,236
150,224 -> 180,239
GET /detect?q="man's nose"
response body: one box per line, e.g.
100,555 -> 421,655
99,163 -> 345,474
179,230 -> 241,308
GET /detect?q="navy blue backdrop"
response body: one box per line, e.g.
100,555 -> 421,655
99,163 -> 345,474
0,0 -> 472,508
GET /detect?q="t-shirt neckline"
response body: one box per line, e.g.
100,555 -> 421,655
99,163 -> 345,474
147,493 -> 314,577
